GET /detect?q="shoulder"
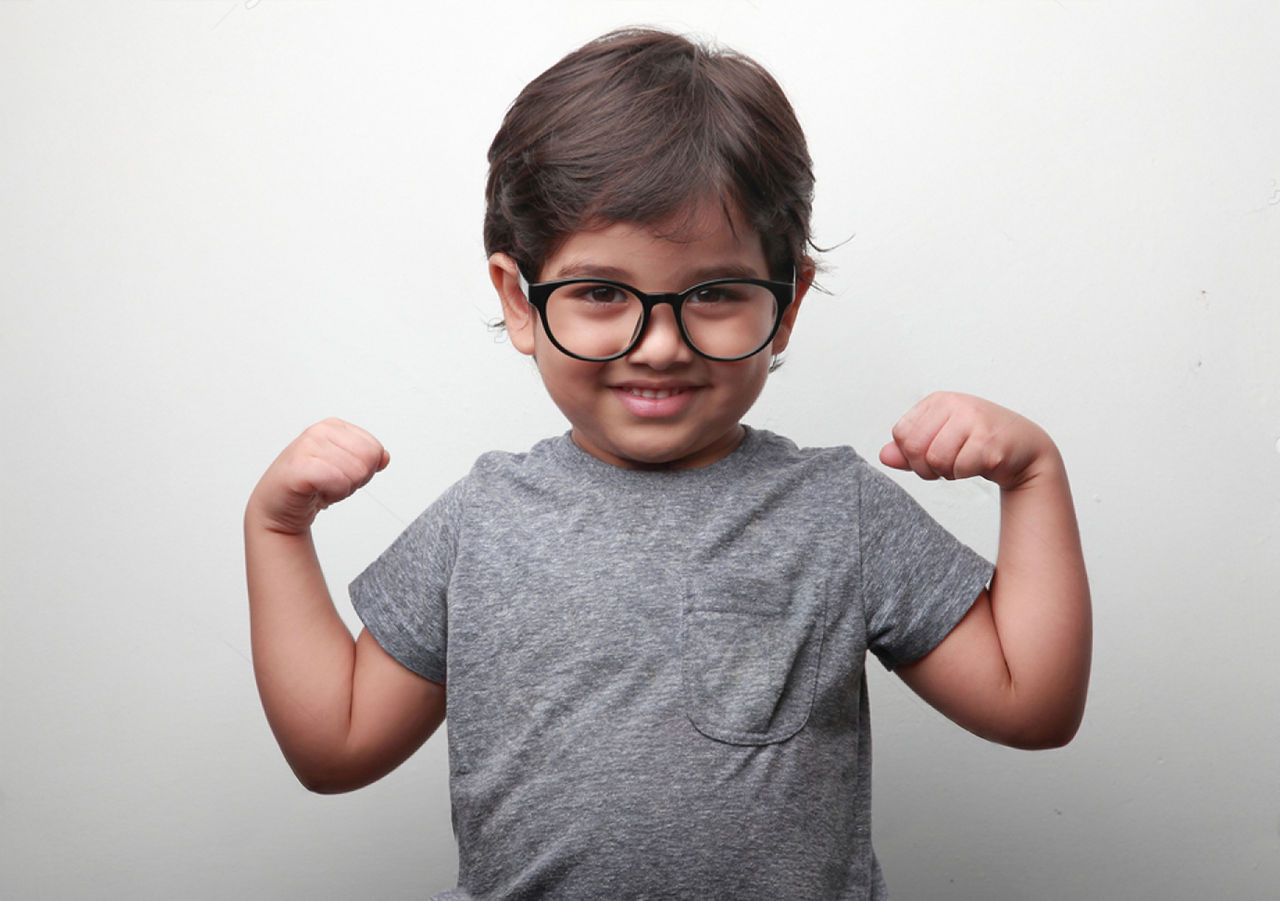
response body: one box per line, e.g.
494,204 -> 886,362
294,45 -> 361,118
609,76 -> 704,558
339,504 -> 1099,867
744,428 -> 952,528
464,433 -> 585,492
751,429 -> 925,505
387,440 -> 564,539
446,433 -> 601,526
743,427 -> 873,483
724,429 -> 883,530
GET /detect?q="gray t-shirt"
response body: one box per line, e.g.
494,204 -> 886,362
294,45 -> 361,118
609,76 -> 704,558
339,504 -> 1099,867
351,428 -> 992,899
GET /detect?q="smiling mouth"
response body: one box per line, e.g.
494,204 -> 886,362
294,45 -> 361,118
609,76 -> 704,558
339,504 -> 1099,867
622,386 -> 690,399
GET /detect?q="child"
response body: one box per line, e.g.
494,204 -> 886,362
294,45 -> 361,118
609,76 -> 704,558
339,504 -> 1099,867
246,28 -> 1091,899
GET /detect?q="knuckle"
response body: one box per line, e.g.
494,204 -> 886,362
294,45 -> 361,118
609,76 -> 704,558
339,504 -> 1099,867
900,434 -> 930,459
924,447 -> 951,471
923,390 -> 953,411
896,441 -> 918,461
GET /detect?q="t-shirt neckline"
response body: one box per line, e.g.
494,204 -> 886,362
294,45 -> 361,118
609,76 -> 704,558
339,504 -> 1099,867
547,425 -> 766,484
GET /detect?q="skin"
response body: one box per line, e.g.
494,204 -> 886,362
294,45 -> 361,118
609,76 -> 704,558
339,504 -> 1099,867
245,420 -> 443,793
882,392 -> 1091,749
488,204 -> 811,470
246,210 -> 1090,794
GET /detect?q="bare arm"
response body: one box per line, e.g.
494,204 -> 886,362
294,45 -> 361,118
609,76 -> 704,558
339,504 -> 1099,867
246,419 -> 445,792
882,393 -> 1092,749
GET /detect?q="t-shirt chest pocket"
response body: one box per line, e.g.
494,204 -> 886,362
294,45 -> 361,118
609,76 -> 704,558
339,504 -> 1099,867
680,574 -> 826,746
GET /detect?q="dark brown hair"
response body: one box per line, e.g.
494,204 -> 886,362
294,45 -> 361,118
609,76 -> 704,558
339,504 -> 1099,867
484,28 -> 815,282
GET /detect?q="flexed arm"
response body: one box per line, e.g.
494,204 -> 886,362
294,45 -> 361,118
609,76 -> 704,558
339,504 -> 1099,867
245,419 -> 445,791
883,393 -> 1092,749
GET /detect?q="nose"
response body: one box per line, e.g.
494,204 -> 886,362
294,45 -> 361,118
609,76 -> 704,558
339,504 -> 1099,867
625,303 -> 694,369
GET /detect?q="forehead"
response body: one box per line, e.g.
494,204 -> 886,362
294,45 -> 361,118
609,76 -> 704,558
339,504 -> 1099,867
542,200 -> 767,283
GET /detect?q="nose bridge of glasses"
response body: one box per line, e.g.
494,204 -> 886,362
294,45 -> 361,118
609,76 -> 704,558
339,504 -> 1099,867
638,294 -> 681,331
629,293 -> 691,357
637,289 -> 684,313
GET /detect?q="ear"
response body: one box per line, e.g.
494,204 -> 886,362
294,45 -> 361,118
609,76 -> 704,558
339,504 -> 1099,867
489,253 -> 537,356
770,257 -> 815,355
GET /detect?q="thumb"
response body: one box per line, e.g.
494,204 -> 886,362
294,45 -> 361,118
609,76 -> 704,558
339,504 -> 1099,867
879,441 -> 909,470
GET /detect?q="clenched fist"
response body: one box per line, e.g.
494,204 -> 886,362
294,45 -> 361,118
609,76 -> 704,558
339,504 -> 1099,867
879,392 -> 1056,491
248,419 -> 390,536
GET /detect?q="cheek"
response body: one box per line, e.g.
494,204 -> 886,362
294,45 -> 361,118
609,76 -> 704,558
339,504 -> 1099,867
718,358 -> 771,399
532,347 -> 601,402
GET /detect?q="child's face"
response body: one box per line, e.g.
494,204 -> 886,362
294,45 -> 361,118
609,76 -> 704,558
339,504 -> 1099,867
492,202 -> 808,470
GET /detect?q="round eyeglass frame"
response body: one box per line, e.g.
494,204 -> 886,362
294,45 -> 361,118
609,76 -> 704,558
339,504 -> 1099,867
517,272 -> 796,363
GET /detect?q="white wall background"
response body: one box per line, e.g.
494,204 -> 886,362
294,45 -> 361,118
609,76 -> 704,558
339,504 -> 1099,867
3,1 -> 1278,898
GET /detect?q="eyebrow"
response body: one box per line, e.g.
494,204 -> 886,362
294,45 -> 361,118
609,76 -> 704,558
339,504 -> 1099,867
548,261 -> 766,285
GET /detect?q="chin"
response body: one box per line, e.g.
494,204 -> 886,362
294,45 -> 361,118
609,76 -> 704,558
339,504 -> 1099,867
610,444 -> 688,470
608,430 -> 736,470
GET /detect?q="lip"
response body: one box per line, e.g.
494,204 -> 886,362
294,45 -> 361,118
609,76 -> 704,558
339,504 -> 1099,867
610,382 -> 701,418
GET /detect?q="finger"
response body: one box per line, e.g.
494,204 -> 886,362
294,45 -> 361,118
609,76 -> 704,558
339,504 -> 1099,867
325,438 -> 387,497
884,433 -> 938,481
890,401 -> 952,480
952,428 -> 1015,483
879,441 -> 910,471
900,436 -> 943,481
297,420 -> 388,503
322,419 -> 387,468
950,440 -> 987,482
941,403 -> 1020,482
919,412 -> 974,480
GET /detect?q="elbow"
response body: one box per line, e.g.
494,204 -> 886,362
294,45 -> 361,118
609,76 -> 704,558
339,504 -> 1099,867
294,768 -> 371,795
1003,723 -> 1079,751
291,761 -> 347,794
993,670 -> 1090,750
993,703 -> 1086,751
297,773 -> 356,795
286,754 -> 376,795
1038,715 -> 1084,750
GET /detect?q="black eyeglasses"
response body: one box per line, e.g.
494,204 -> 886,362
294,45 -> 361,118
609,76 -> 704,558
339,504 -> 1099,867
518,272 -> 795,362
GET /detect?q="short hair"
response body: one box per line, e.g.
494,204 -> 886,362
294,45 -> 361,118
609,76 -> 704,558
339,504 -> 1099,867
484,28 -> 815,283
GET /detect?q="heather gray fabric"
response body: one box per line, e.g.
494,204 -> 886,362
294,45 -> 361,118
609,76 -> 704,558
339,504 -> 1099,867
351,428 -> 993,900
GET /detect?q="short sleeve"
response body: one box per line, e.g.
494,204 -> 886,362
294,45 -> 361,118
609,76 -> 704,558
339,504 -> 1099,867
348,478 -> 468,684
859,466 -> 993,670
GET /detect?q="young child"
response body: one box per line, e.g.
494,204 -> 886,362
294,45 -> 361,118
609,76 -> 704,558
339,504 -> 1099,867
246,28 -> 1091,899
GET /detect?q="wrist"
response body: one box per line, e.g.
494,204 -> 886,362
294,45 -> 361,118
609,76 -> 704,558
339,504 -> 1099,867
999,428 -> 1064,493
245,488 -> 316,538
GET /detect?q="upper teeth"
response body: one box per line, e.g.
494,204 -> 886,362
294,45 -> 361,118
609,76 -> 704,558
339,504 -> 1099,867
628,388 -> 682,399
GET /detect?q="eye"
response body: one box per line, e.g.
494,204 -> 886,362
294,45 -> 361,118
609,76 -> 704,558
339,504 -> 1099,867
690,284 -> 746,304
570,283 -> 628,304
591,285 -> 624,303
